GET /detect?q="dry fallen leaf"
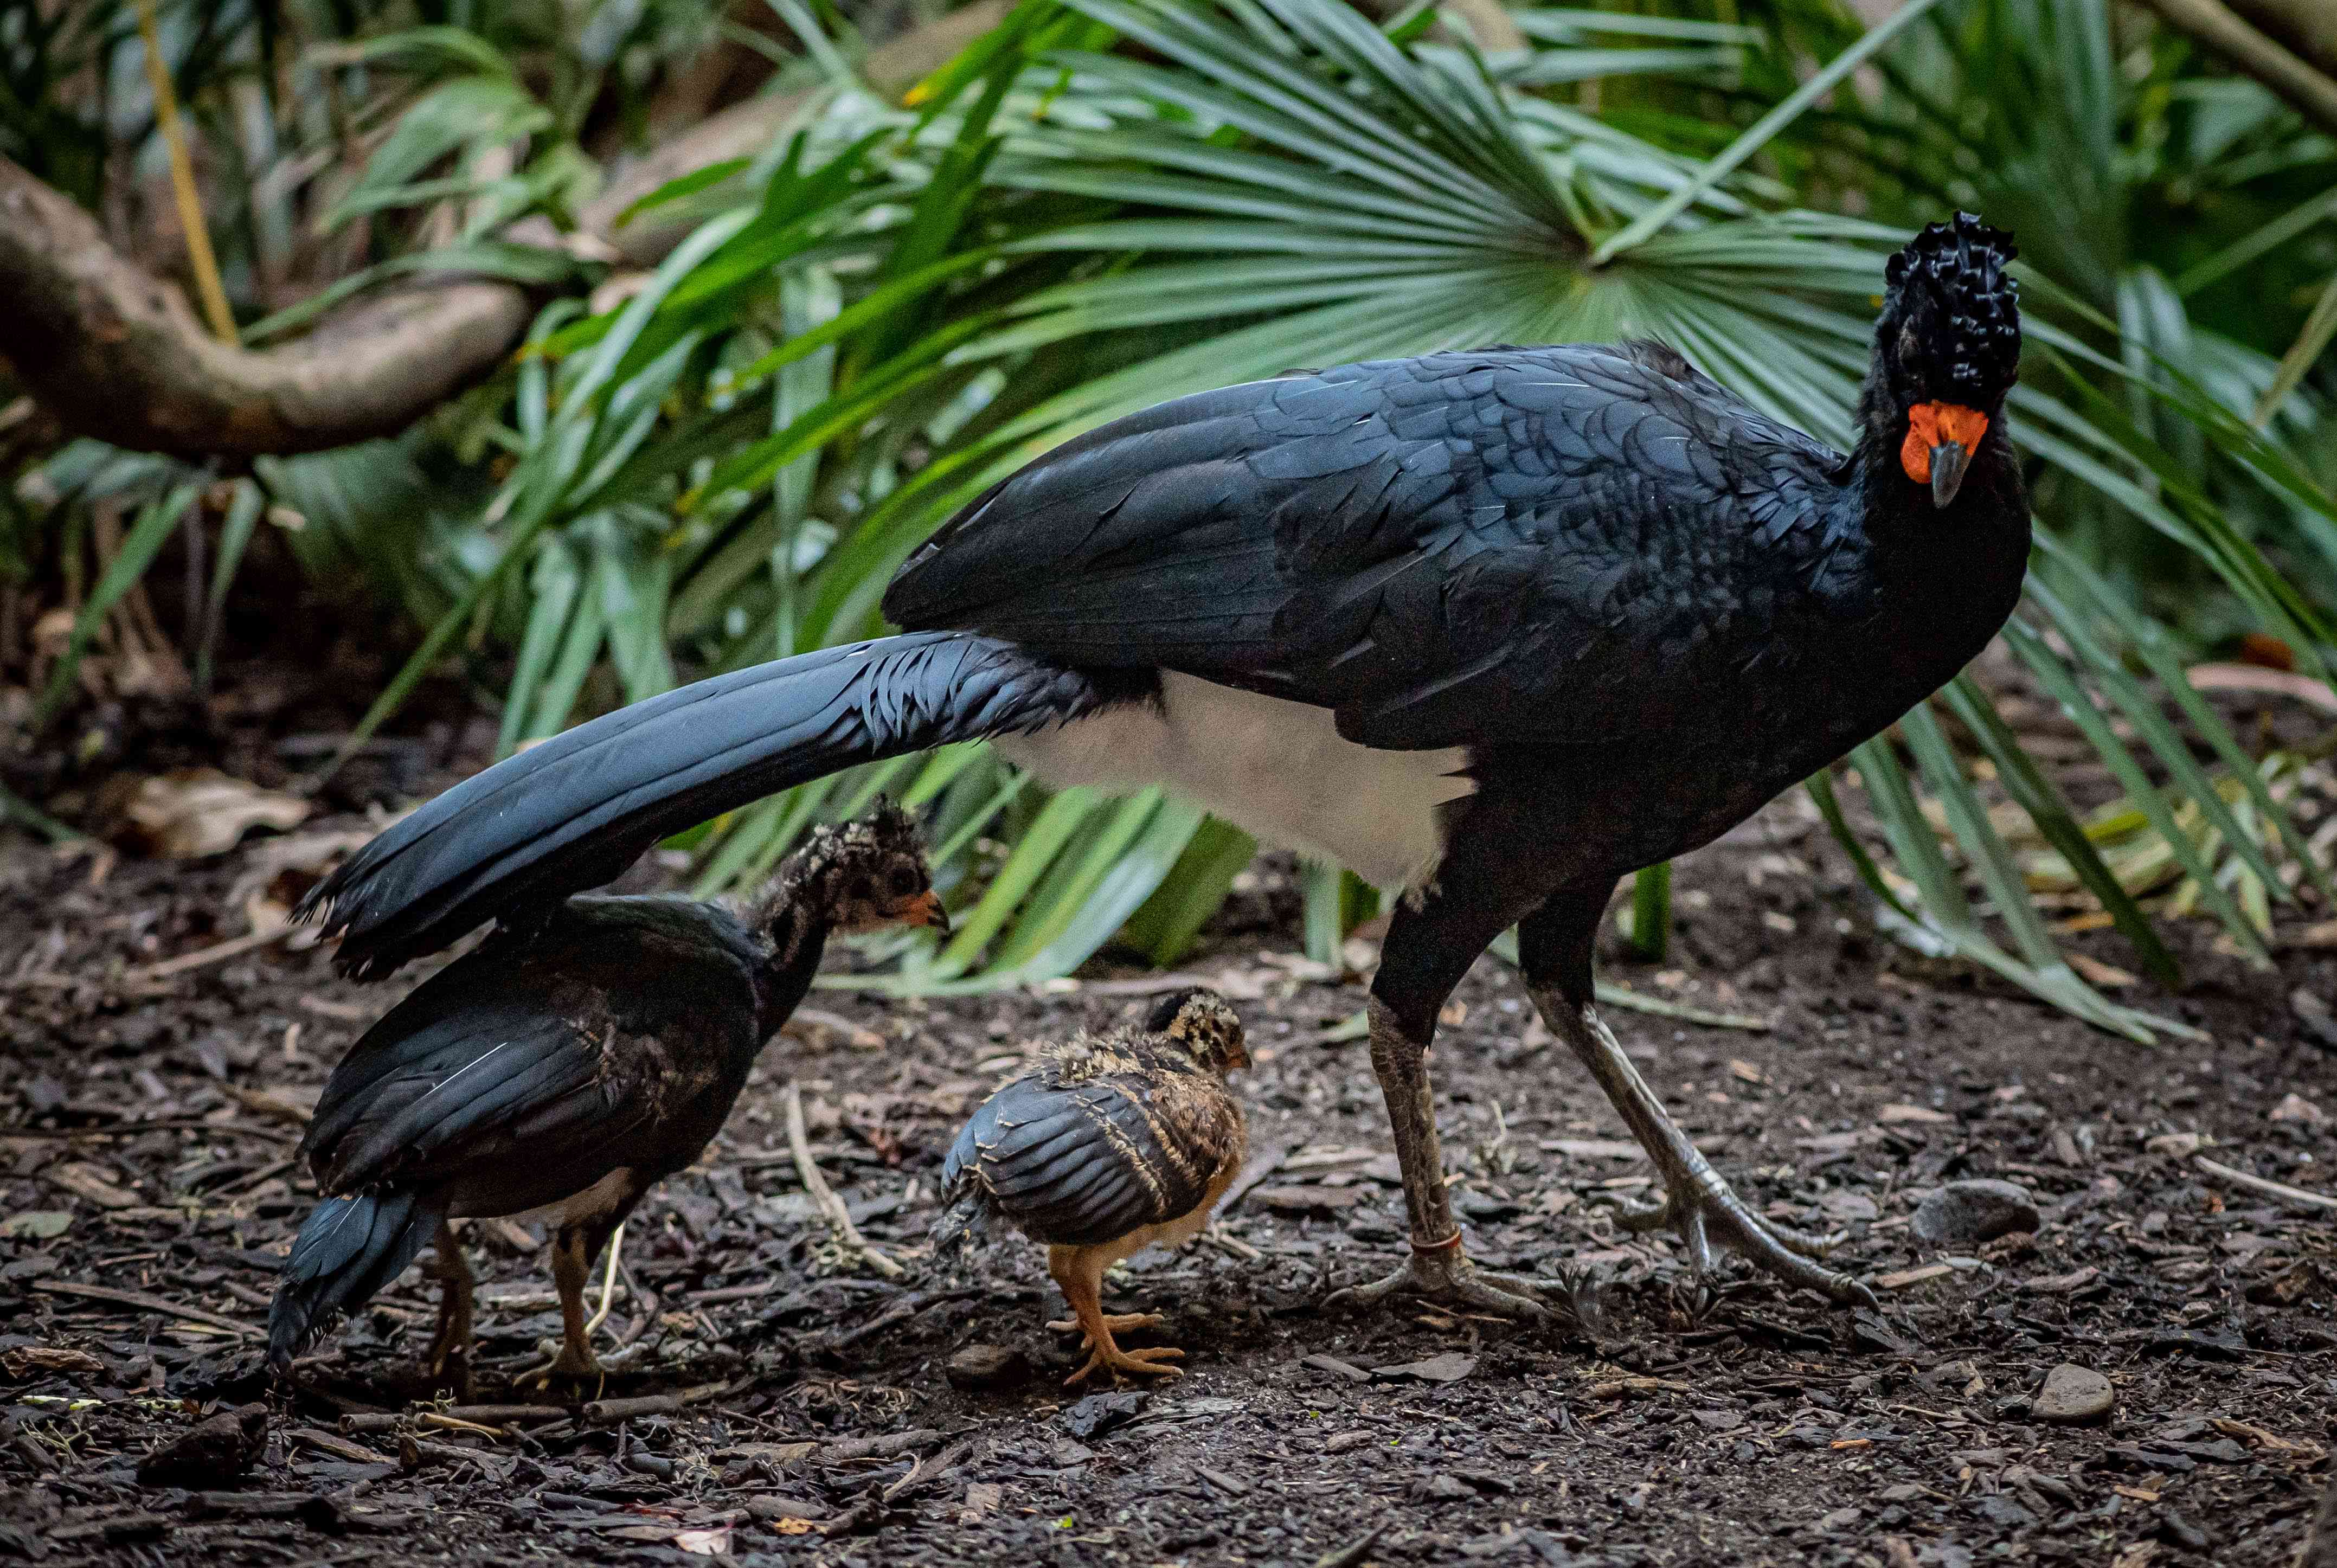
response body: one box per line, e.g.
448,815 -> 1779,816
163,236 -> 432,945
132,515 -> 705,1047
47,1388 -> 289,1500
46,1162 -> 138,1210
673,1527 -> 733,1555
2,1346 -> 106,1378
113,768 -> 311,859
0,1211 -> 72,1241
2065,952 -> 2136,989
2271,1093 -> 2327,1125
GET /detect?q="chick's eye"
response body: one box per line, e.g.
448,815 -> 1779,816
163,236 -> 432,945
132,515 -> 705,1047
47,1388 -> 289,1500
888,867 -> 917,896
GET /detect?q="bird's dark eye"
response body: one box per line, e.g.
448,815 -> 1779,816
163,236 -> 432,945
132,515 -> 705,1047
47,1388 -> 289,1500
888,867 -> 917,896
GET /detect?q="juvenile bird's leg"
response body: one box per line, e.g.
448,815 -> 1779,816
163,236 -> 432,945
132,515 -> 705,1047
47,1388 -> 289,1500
1322,999 -> 1555,1321
518,1222 -> 614,1386
1048,1246 -> 1182,1386
1529,986 -> 1875,1306
423,1219 -> 476,1399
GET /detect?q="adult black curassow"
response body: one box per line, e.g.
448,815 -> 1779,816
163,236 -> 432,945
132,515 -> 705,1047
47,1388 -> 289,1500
933,988 -> 1248,1385
269,804 -> 943,1393
297,214 -> 2026,1319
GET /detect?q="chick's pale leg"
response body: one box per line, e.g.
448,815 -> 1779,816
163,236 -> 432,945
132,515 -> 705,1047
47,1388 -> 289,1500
1048,1245 -> 1183,1385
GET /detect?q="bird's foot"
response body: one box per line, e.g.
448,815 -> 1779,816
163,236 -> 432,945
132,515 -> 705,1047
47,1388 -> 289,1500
515,1341 -> 605,1390
1046,1312 -> 1163,1338
1064,1344 -> 1184,1387
1606,1178 -> 1876,1306
423,1341 -> 474,1402
1324,1234 -> 1552,1322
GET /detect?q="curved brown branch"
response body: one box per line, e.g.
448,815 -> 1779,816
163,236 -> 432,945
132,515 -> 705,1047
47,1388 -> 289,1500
0,155 -> 542,459
0,2 -> 1011,460
2133,0 -> 2337,139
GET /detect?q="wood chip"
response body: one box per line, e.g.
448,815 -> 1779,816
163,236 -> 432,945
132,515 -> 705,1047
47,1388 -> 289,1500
1877,1104 -> 1954,1126
1876,1264 -> 1954,1290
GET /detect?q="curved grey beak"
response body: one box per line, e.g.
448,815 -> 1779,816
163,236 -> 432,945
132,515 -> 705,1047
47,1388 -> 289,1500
1930,441 -> 1970,509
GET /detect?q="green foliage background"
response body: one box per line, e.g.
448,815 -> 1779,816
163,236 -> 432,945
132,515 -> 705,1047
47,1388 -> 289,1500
11,0 -> 2337,1036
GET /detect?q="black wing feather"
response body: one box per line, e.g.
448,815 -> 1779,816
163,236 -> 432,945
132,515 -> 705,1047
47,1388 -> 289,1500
884,345 -> 1852,751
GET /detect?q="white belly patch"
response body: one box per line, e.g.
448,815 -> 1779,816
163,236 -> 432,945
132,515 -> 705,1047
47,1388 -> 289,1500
996,674 -> 1473,890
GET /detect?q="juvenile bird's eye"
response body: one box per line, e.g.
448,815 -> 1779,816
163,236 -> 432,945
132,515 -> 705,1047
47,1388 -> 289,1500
889,867 -> 917,896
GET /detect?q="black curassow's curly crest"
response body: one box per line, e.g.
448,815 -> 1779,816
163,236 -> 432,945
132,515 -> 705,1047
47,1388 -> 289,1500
1885,211 -> 2021,403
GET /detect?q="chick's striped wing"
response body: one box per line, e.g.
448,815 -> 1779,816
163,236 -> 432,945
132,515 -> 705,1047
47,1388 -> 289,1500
942,1070 -> 1240,1248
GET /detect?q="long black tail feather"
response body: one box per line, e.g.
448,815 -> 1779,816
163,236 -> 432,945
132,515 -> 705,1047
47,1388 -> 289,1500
297,632 -> 1111,979
268,1190 -> 439,1375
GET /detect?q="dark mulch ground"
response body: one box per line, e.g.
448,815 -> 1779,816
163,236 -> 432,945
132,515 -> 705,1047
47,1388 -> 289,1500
3,695 -> 2336,1567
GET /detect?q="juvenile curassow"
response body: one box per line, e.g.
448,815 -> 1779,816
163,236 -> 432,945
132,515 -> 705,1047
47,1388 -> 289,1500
933,988 -> 1247,1385
298,215 -> 2026,1319
268,804 -> 943,1393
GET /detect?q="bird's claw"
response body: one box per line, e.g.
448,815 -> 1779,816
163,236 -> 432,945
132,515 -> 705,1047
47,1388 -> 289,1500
1604,1178 -> 1876,1306
1325,1240 -> 1553,1322
1064,1345 -> 1184,1386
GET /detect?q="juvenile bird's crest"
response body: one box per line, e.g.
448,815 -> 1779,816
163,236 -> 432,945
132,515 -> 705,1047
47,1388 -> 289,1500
1144,986 -> 1248,1074
756,796 -> 944,942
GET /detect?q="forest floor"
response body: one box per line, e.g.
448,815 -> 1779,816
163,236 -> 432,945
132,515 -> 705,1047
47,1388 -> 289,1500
2,679 -> 2335,1568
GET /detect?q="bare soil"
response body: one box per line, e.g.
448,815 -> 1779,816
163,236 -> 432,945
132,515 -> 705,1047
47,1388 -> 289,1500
3,692 -> 2335,1567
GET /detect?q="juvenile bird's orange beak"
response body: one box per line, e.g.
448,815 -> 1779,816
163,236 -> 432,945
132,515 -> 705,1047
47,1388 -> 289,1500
898,889 -> 950,933
1901,401 -> 1989,508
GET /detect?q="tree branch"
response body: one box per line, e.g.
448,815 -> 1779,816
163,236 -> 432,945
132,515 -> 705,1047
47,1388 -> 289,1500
2131,0 -> 2337,139
2224,0 -> 2337,80
0,2 -> 1010,460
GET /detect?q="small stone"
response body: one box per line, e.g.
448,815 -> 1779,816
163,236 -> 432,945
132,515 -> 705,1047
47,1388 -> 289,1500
945,1343 -> 1031,1392
2270,1093 -> 2327,1124
1913,1179 -> 2040,1246
746,1494 -> 830,1524
2033,1364 -> 2114,1425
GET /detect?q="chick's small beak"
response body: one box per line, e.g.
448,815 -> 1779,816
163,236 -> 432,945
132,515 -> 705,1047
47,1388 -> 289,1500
900,889 -> 949,933
1929,440 -> 1970,509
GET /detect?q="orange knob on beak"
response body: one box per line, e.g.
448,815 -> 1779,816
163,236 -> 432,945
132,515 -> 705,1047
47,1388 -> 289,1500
1901,402 -> 1989,508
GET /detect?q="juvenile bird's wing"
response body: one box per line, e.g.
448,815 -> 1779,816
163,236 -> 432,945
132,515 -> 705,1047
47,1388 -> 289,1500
301,902 -> 760,1197
883,344 -> 1851,751
940,1066 -> 1243,1248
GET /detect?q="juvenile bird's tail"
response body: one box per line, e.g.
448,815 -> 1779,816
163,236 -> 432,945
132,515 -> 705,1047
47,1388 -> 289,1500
268,1190 -> 440,1376
929,1187 -> 994,1258
297,632 -> 1113,979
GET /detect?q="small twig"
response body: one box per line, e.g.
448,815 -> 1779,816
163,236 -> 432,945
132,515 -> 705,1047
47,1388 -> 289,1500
1594,981 -> 1771,1032
821,1289 -> 980,1354
883,1438 -> 972,1504
32,1278 -> 255,1336
134,0 -> 235,342
2195,1154 -> 2337,1213
125,922 -> 305,982
784,1080 -> 901,1279
582,1379 -> 736,1426
1314,1524 -> 1389,1568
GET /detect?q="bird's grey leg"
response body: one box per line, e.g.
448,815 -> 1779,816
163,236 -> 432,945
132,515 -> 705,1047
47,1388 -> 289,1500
422,1219 -> 474,1400
1323,999 -> 1555,1322
1528,987 -> 1876,1306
